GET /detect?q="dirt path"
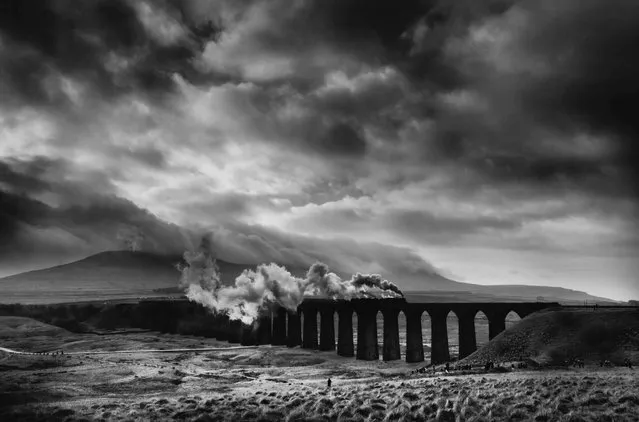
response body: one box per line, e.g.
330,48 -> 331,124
0,345 -> 261,356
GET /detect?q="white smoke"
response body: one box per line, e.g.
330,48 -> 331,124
178,240 -> 403,324
303,262 -> 403,299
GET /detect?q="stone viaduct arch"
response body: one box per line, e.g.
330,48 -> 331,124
212,298 -> 558,363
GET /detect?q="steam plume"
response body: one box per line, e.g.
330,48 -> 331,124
178,238 -> 403,324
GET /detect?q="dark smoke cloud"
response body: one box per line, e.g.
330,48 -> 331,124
349,272 -> 403,297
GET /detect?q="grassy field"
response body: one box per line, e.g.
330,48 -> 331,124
1,316 -> 638,422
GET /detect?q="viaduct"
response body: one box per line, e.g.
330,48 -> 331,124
207,297 -> 559,363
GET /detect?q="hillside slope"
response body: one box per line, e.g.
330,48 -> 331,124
0,251 -> 618,304
461,308 -> 639,365
405,285 -> 618,304
0,251 -> 297,293
471,284 -> 616,303
0,190 -> 190,278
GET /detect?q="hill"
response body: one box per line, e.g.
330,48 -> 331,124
0,316 -> 69,338
0,190 -> 191,278
0,251 -> 185,293
0,251 -> 310,302
0,251 -> 618,304
460,308 -> 639,365
404,286 -> 618,305
470,284 -> 617,304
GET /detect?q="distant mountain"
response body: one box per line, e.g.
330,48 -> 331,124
0,251 -> 180,293
465,284 -> 617,304
0,251 -> 617,304
403,283 -> 618,305
0,190 -> 192,278
0,251 -> 308,294
398,275 -> 617,304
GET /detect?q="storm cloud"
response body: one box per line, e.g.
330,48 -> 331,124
1,0 -> 638,299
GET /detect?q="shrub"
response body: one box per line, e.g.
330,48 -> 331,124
286,398 -> 303,409
509,408 -> 529,421
617,394 -> 639,405
435,409 -> 455,422
547,347 -> 568,365
402,391 -> 419,401
50,317 -> 84,332
578,321 -> 624,357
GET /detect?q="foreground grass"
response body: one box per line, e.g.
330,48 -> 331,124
3,369 -> 638,421
2,316 -> 638,421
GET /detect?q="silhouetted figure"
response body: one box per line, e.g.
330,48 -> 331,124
445,362 -> 450,372
624,358 -> 632,369
327,378 -> 332,389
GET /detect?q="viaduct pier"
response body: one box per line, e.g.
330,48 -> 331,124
210,298 -> 559,363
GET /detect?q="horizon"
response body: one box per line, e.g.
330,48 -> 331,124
1,0 -> 638,302
0,248 -> 625,303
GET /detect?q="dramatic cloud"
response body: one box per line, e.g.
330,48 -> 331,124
1,0 -> 638,300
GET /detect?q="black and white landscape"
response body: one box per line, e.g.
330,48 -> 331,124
1,0 -> 638,421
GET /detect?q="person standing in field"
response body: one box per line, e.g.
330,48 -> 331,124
327,378 -> 332,389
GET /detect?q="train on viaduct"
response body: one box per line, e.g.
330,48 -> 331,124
207,297 -> 559,364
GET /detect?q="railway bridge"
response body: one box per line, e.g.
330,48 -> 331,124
209,298 -> 559,363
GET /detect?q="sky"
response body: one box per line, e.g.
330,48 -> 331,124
1,0 -> 638,300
